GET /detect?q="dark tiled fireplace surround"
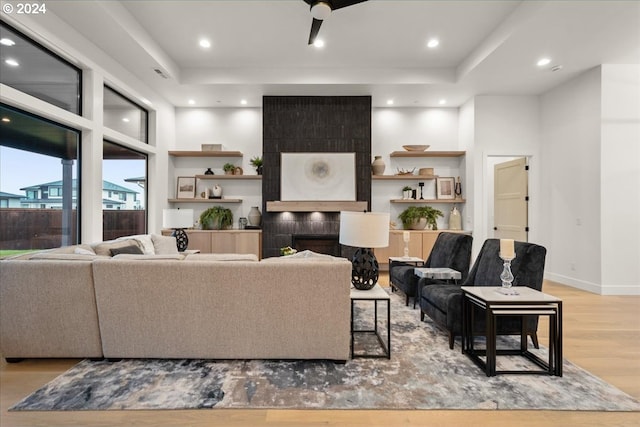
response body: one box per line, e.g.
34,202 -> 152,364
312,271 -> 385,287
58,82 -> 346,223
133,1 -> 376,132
261,96 -> 372,258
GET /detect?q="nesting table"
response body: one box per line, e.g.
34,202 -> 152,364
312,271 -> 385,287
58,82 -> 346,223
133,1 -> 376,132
461,286 -> 563,377
350,284 -> 391,359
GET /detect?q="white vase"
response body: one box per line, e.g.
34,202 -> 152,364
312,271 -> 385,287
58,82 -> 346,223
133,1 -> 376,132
371,156 -> 386,175
212,185 -> 223,198
248,206 -> 262,227
449,206 -> 462,230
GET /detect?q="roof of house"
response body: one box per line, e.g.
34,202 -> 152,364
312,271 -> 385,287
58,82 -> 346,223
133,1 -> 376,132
20,179 -> 139,194
0,191 -> 23,199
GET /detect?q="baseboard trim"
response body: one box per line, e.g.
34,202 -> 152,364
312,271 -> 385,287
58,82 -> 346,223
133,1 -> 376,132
545,272 -> 640,295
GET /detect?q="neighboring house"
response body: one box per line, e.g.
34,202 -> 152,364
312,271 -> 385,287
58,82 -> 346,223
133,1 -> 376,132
17,179 -> 140,210
0,191 -> 23,208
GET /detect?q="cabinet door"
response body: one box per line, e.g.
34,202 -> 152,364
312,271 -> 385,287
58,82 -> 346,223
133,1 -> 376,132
186,231 -> 212,253
210,232 -> 236,254
375,231 -> 423,270
421,232 -> 440,261
234,231 -> 262,258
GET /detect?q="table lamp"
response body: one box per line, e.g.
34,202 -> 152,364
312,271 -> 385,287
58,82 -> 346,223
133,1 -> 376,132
162,208 -> 193,252
339,211 -> 390,290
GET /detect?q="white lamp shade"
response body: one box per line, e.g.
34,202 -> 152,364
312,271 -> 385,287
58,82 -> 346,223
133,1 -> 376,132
339,211 -> 390,248
311,2 -> 332,20
162,209 -> 193,229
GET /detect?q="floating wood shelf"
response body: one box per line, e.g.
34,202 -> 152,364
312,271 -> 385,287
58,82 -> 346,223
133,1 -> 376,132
389,151 -> 466,158
168,198 -> 242,203
372,175 -> 438,180
390,199 -> 466,204
266,201 -> 368,212
169,151 -> 243,157
195,174 -> 261,180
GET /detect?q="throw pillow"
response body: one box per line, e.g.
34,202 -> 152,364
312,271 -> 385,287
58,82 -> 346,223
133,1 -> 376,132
74,247 -> 96,255
92,239 -> 144,256
151,234 -> 179,254
109,244 -> 144,256
116,234 -> 155,255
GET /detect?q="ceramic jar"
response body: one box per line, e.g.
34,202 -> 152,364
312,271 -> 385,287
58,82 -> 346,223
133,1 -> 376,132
248,206 -> 262,227
449,206 -> 462,230
371,156 -> 386,175
212,185 -> 223,198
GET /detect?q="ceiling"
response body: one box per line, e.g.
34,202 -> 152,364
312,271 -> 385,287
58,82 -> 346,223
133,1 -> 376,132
45,0 -> 640,108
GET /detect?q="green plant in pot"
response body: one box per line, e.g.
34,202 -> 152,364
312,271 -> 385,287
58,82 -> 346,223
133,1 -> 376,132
223,163 -> 236,175
199,206 -> 233,230
399,206 -> 443,230
250,156 -> 263,175
402,185 -> 413,199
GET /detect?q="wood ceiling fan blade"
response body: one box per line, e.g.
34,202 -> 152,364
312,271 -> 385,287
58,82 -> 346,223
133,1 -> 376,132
308,18 -> 323,45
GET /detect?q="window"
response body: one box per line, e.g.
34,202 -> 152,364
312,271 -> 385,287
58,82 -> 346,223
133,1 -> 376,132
102,140 -> 147,240
0,104 -> 80,250
103,86 -> 148,143
0,22 -> 81,115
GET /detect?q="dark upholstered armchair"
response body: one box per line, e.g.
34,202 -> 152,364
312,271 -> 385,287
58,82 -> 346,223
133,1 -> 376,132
389,232 -> 473,307
419,239 -> 547,349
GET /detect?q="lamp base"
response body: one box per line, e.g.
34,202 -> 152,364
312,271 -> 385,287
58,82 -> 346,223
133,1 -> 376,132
351,248 -> 379,290
172,228 -> 189,252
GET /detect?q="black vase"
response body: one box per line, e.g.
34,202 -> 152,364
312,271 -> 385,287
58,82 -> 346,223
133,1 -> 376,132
204,168 -> 214,175
256,165 -> 263,175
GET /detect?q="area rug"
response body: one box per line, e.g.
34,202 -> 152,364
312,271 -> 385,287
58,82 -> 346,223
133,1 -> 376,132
10,291 -> 640,411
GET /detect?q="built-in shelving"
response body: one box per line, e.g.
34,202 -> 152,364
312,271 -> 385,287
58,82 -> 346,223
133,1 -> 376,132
390,199 -> 466,204
195,174 -> 261,180
372,175 -> 438,180
169,151 -> 243,157
168,198 -> 242,204
389,150 -> 465,158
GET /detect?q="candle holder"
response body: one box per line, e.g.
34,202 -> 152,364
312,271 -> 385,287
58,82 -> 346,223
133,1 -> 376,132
402,232 -> 410,258
418,182 -> 425,200
497,254 -> 519,295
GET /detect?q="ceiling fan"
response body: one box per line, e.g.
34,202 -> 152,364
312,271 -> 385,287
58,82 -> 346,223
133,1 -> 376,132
303,0 -> 368,45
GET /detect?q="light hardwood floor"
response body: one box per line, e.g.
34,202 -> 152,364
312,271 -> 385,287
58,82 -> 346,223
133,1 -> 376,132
1,279 -> 639,427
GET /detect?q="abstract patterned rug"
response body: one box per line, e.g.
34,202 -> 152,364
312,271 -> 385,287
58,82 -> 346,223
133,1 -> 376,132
10,291 -> 640,411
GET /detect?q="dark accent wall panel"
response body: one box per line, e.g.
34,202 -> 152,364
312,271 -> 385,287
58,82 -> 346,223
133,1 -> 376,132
262,96 -> 372,258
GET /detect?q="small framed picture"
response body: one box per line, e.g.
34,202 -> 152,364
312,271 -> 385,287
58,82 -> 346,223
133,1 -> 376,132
436,177 -> 455,200
176,176 -> 196,199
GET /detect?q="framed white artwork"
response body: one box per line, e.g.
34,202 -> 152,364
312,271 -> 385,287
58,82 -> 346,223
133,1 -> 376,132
281,152 -> 356,201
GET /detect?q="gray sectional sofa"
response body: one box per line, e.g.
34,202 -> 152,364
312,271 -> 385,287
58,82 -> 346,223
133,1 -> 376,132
0,236 -> 352,362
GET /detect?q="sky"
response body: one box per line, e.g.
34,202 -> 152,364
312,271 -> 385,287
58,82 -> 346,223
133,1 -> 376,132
0,146 -> 144,197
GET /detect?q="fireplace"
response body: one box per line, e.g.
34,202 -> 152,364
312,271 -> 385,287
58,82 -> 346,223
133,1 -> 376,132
292,234 -> 341,257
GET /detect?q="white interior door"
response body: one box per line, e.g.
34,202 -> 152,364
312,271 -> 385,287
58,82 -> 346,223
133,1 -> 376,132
494,157 -> 528,242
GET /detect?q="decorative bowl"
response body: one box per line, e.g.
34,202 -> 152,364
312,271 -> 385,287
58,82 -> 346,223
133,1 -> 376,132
402,145 -> 430,151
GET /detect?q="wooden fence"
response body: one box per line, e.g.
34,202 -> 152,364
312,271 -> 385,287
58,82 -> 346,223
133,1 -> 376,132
0,209 -> 145,250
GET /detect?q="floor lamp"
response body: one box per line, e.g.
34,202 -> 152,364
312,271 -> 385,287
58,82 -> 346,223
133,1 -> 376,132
162,208 -> 193,252
339,211 -> 390,290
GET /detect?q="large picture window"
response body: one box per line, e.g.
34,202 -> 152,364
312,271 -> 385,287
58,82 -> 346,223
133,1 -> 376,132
103,86 -> 148,143
102,140 -> 147,240
0,21 -> 81,115
0,104 -> 80,253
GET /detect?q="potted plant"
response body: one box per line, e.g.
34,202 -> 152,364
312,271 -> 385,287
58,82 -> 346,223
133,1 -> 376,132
199,206 -> 233,230
250,156 -> 263,175
399,206 -> 443,230
402,186 -> 413,199
223,163 -> 236,175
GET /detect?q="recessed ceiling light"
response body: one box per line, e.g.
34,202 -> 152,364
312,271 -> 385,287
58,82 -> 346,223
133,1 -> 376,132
439,99 -> 447,105
0,38 -> 16,46
537,58 -> 551,67
4,58 -> 19,67
122,117 -> 130,123
1,117 -> 10,123
386,99 -> 394,106
240,99 -> 248,105
188,99 -> 196,105
199,39 -> 211,49
427,39 -> 439,48
313,39 -> 325,48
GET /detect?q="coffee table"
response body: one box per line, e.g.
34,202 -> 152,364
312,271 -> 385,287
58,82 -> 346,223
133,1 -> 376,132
350,284 -> 391,359
414,267 -> 461,282
461,286 -> 563,376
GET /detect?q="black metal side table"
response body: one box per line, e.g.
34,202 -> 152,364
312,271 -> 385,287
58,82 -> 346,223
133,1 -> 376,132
350,284 -> 391,359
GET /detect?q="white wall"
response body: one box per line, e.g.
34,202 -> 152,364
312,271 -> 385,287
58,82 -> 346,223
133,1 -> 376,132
174,108 -> 263,226
540,68 -> 603,293
471,96 -> 541,256
459,99 -> 475,234
600,65 -> 640,294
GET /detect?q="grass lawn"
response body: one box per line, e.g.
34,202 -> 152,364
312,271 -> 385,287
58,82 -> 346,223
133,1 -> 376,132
0,249 -> 37,258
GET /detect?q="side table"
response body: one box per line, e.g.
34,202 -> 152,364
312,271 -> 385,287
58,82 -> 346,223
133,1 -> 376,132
350,284 -> 391,359
461,286 -> 563,376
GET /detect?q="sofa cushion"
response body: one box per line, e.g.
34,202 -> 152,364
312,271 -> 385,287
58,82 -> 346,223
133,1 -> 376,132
74,247 -> 96,255
116,235 -> 155,255
28,253 -> 109,261
261,250 -> 345,263
113,253 -> 185,260
151,234 -> 178,255
185,253 -> 258,262
109,244 -> 144,256
92,239 -> 144,257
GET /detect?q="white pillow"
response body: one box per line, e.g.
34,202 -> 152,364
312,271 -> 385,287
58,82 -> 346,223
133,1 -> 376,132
74,247 -> 96,255
116,234 -> 155,255
151,234 -> 179,255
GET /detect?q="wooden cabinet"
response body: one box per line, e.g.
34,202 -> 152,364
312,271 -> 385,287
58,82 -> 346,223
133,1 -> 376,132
162,229 -> 262,258
375,230 -> 469,271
